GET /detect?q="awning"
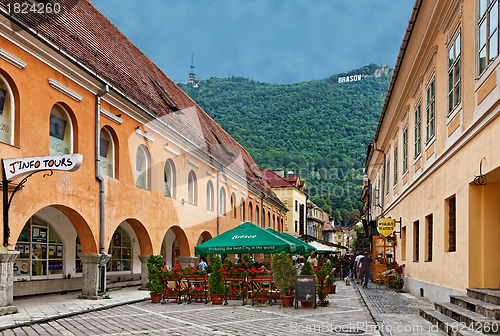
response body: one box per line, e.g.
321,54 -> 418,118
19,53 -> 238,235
280,232 -> 316,254
307,241 -> 339,253
194,222 -> 299,255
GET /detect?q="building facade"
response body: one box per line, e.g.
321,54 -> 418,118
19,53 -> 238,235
363,0 -> 500,302
0,0 -> 285,303
306,201 -> 324,239
261,169 -> 307,235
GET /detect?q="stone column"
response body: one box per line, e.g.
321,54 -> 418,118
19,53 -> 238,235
79,253 -> 111,299
138,255 -> 151,290
178,256 -> 197,268
0,250 -> 19,314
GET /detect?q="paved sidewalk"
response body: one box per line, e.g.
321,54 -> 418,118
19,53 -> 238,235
0,282 -> 381,335
0,286 -> 150,331
354,280 -> 446,336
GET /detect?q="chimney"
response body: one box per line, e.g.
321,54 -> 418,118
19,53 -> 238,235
272,170 -> 285,178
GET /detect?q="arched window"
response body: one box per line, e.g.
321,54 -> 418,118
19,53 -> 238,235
136,145 -> 150,189
219,187 -> 226,215
187,170 -> 197,204
248,202 -> 253,222
107,226 -> 132,272
14,216 -> 64,278
231,193 -> 237,218
99,127 -> 115,178
0,73 -> 15,145
240,198 -> 245,221
256,206 -> 259,226
267,212 -> 271,228
164,160 -> 176,197
206,181 -> 214,211
272,215 -> 276,230
49,104 -> 73,155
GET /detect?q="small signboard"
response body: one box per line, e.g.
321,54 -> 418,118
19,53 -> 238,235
295,275 -> 316,309
2,154 -> 83,181
377,217 -> 396,237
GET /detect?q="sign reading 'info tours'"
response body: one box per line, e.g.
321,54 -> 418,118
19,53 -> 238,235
2,154 -> 83,181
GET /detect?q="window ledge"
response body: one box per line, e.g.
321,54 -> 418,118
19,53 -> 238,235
425,137 -> 435,150
446,104 -> 462,125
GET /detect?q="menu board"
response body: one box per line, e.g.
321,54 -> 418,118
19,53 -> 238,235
295,275 -> 316,308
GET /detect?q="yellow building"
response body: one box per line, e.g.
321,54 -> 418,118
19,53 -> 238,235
306,201 -> 325,240
0,0 -> 285,307
363,0 -> 500,303
261,169 -> 307,235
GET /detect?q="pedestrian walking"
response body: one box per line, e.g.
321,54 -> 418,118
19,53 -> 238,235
353,253 -> 363,283
359,251 -> 372,288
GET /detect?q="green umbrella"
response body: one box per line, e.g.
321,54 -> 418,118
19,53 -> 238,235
281,232 -> 316,254
265,228 -> 307,254
195,222 -> 298,255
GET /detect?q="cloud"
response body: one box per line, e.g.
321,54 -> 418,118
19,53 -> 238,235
90,0 -> 414,83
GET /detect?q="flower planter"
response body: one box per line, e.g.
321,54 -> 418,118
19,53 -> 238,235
164,294 -> 179,299
281,295 -> 294,307
300,301 -> 314,308
326,285 -> 336,293
222,276 -> 246,282
150,293 -> 162,303
211,294 -> 224,305
184,275 -> 208,281
190,294 -> 206,299
227,295 -> 240,300
248,275 -> 273,282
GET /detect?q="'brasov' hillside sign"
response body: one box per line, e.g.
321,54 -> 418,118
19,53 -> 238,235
2,154 -> 83,181
338,74 -> 363,83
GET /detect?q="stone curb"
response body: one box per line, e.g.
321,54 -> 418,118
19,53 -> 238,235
0,297 -> 149,331
353,280 -> 391,336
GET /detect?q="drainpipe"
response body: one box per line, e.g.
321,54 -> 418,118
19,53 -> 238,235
95,85 -> 109,295
260,194 -> 264,228
371,142 -> 386,215
216,170 -> 220,235
95,85 -> 109,253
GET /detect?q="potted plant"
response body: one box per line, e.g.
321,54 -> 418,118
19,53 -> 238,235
393,278 -> 404,291
209,255 -> 225,304
300,260 -> 314,276
271,251 -> 296,307
145,255 -> 164,303
163,286 -> 179,299
316,287 -> 328,301
227,287 -> 242,300
325,274 -> 336,293
251,288 -> 270,300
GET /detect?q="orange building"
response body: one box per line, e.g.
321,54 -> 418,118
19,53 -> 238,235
0,0 -> 286,308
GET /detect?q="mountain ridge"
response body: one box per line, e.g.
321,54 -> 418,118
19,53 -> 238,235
178,64 -> 392,226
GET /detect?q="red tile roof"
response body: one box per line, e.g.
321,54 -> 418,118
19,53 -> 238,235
0,0 -> 283,207
261,169 -> 294,188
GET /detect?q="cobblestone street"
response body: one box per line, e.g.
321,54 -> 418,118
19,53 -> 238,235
1,283 -> 379,336
356,282 -> 446,336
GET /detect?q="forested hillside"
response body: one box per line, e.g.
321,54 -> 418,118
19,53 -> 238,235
178,64 -> 391,225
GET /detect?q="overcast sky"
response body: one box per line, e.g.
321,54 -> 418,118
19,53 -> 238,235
90,0 -> 414,84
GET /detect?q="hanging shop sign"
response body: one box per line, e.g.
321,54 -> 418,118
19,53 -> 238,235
2,154 -> 83,181
377,217 -> 396,237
